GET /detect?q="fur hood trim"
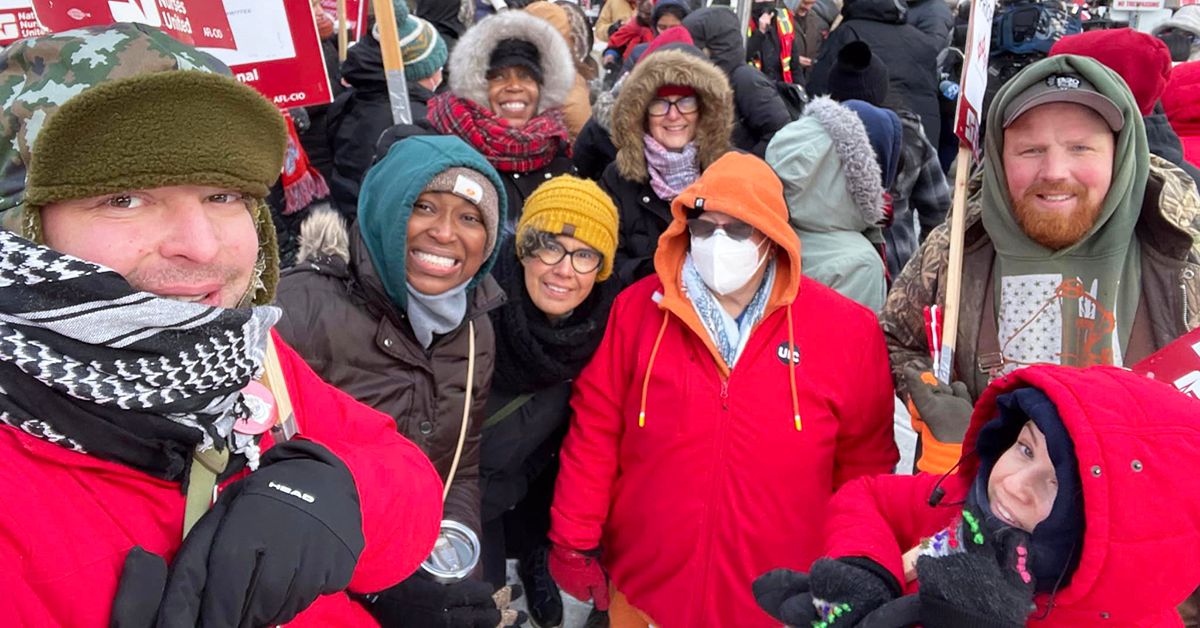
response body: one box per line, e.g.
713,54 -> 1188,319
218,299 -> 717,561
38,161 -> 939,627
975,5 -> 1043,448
804,97 -> 885,224
297,209 -> 351,265
447,11 -> 575,113
612,49 -> 733,182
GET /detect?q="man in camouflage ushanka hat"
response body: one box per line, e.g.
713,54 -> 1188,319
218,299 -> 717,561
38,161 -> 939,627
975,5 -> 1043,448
0,23 -> 444,627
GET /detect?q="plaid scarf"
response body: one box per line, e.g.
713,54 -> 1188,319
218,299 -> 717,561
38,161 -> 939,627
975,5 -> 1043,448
427,92 -> 569,173
644,135 -> 700,202
0,231 -> 280,482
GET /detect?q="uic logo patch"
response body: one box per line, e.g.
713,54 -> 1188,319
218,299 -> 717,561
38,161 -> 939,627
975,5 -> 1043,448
777,341 -> 801,366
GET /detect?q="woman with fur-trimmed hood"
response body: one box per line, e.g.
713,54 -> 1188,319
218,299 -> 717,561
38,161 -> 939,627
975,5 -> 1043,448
382,10 -> 577,223
600,42 -> 734,286
766,96 -> 898,312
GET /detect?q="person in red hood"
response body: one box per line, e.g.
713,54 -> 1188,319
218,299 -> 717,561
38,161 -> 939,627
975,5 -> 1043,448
754,365 -> 1200,627
547,151 -> 899,627
1163,60 -> 1200,170
0,24 -> 443,627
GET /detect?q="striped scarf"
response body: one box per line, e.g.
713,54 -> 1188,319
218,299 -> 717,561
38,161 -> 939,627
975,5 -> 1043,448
0,231 -> 280,482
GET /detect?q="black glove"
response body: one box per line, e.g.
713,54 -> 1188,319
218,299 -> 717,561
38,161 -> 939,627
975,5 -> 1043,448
110,547 -> 167,628
607,20 -> 623,37
367,574 -> 527,628
915,505 -> 1037,628
753,558 -> 899,627
904,367 -> 974,444
121,440 -> 365,628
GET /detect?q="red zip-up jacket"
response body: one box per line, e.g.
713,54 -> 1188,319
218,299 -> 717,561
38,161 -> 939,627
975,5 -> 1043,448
550,152 -> 899,627
823,365 -> 1200,627
0,331 -> 444,627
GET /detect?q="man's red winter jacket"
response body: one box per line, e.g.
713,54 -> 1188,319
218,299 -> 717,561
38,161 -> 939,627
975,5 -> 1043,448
0,332 -> 444,627
823,365 -> 1200,627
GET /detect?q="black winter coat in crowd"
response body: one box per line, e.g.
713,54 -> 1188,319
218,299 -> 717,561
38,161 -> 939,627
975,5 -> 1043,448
325,33 -> 437,217
683,8 -> 793,157
603,46 -> 735,286
573,81 -> 622,180
808,0 -> 942,148
905,0 -> 954,49
478,239 -> 621,587
1146,105 -> 1200,187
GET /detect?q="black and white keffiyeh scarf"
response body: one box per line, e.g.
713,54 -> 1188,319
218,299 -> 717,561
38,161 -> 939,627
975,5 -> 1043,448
0,231 -> 281,483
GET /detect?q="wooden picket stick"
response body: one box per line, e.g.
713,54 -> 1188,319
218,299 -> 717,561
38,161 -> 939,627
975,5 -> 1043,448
372,0 -> 414,125
337,0 -> 349,61
934,147 -> 973,384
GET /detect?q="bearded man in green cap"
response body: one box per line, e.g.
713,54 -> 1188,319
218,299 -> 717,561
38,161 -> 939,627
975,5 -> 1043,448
880,54 -> 1200,477
0,23 -> 446,627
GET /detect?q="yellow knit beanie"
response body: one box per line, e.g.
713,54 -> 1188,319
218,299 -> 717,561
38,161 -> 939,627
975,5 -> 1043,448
517,175 -> 619,280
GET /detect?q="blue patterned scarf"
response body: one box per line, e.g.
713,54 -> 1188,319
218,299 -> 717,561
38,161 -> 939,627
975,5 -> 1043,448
682,253 -> 776,369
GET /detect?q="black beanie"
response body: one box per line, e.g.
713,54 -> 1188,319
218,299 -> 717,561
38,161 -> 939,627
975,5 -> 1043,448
827,41 -> 891,107
489,38 -> 544,84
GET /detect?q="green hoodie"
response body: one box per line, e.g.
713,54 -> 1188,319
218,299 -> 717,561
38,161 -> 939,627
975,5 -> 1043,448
357,135 -> 508,311
981,55 -> 1149,369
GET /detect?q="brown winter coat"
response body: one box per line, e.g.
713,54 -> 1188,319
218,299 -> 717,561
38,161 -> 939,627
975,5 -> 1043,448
882,155 -> 1200,401
274,213 -> 504,538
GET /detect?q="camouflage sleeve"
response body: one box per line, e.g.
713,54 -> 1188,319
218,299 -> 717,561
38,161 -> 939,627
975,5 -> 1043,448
881,220 -> 951,399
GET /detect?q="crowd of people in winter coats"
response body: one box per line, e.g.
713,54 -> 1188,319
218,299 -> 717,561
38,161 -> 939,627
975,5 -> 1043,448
3,0 -> 1200,627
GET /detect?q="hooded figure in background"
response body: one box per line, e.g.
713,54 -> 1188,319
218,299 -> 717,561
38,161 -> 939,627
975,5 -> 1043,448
548,152 -> 897,628
755,365 -> 1200,628
1163,60 -> 1200,169
808,0 -> 943,148
326,0 -> 448,217
767,96 -> 898,311
276,135 -> 525,627
524,1 -> 594,141
683,7 -> 794,156
1153,5 -> 1200,63
376,10 -> 576,223
601,43 -> 735,286
826,40 -> 952,279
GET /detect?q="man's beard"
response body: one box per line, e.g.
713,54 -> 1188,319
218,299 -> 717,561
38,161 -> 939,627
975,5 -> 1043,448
1012,181 -> 1104,250
125,262 -> 250,308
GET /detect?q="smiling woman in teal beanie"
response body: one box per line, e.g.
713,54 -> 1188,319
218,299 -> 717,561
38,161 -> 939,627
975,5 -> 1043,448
275,135 -> 528,627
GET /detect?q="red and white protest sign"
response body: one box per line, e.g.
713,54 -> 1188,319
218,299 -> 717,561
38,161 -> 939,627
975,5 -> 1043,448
1112,0 -> 1166,10
953,0 -> 997,158
200,0 -> 332,109
319,0 -> 364,40
31,0 -> 237,48
1132,327 -> 1200,400
0,0 -> 49,45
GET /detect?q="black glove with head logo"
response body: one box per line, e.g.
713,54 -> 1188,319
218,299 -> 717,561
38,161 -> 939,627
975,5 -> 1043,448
110,440 -> 365,628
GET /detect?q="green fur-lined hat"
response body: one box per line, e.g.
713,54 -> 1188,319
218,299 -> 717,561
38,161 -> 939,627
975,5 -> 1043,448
0,23 -> 287,305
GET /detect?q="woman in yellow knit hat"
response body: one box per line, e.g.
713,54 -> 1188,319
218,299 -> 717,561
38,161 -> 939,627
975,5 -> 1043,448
480,175 -> 621,628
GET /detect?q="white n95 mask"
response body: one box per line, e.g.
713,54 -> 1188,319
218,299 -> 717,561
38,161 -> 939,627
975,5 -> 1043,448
691,230 -> 768,295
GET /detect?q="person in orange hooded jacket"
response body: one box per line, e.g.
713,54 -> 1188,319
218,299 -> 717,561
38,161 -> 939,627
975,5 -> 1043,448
547,151 -> 899,627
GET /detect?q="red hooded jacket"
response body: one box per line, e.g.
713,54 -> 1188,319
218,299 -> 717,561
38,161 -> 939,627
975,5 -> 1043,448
1163,61 -> 1200,171
0,332 -> 444,627
823,365 -> 1200,627
550,153 -> 898,627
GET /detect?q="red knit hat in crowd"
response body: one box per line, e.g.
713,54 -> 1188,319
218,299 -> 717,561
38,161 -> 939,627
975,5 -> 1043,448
638,25 -> 693,62
1049,28 -> 1172,116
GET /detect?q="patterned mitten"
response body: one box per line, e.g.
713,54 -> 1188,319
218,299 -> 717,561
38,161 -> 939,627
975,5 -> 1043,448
755,558 -> 899,627
915,505 -> 1037,628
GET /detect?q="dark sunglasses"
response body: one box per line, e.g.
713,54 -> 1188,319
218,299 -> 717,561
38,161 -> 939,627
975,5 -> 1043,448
647,95 -> 700,117
687,218 -> 756,241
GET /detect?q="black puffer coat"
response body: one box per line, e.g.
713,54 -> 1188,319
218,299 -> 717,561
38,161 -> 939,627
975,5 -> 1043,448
602,46 -> 735,286
906,0 -> 954,49
478,239 -> 620,586
808,0 -> 942,148
326,34 -> 437,217
684,7 -> 793,157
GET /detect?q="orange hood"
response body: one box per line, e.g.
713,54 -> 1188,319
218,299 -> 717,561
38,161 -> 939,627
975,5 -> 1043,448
652,151 -> 803,376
